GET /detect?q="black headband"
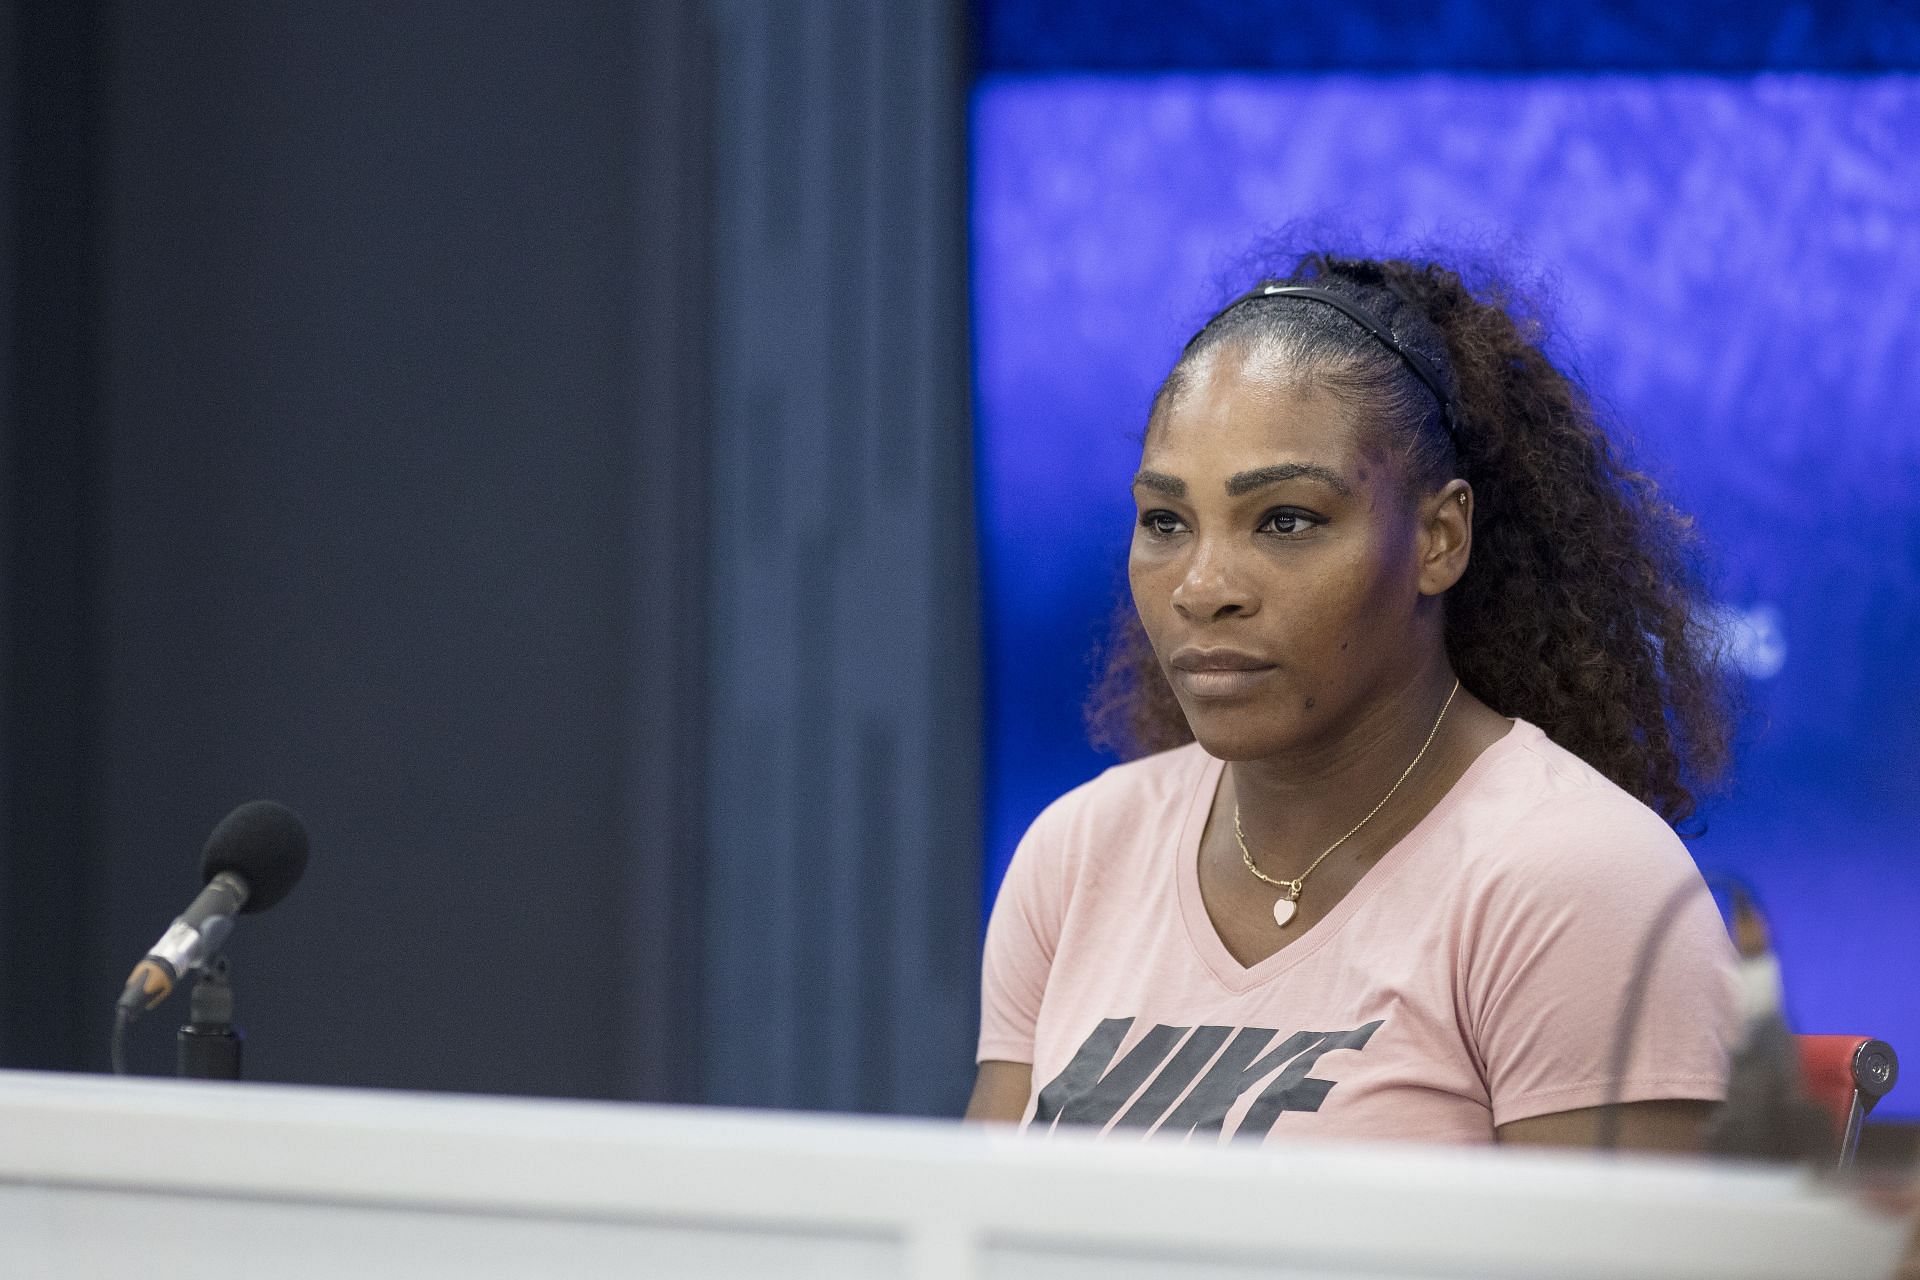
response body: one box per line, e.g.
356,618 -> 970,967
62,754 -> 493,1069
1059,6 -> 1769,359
1212,283 -> 1461,452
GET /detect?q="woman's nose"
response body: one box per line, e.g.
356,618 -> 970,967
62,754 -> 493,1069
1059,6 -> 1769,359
1170,538 -> 1257,622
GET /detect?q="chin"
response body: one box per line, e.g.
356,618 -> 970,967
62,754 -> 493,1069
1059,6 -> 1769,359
1178,701 -> 1305,762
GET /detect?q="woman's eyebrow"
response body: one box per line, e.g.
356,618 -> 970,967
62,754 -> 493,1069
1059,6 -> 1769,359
1225,463 -> 1352,498
1132,469 -> 1186,497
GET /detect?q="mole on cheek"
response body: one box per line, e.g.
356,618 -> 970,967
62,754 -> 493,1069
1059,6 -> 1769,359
1304,697 -> 1316,711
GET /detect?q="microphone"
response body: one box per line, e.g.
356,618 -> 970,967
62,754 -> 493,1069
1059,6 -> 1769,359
116,801 -> 309,1020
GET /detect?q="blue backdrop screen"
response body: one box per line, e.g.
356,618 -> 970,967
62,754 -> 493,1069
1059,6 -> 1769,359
973,74 -> 1920,1116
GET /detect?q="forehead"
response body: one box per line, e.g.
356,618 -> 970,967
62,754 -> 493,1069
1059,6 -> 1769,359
1143,347 -> 1374,478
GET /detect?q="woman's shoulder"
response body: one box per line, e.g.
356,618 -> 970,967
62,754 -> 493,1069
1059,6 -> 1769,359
1040,739 -> 1212,821
1440,722 -> 1738,1094
1017,741 -> 1213,870
1455,719 -> 1700,897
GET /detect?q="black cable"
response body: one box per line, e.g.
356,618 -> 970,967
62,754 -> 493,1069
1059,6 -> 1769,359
110,1006 -> 132,1077
1595,875 -> 1719,1153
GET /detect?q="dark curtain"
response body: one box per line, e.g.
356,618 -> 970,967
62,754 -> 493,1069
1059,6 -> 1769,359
698,0 -> 980,1116
0,0 -> 978,1117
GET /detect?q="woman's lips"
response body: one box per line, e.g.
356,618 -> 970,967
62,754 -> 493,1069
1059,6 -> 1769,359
1168,649 -> 1278,699
1173,667 -> 1277,697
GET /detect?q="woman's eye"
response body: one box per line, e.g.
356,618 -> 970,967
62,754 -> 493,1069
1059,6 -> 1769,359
1138,511 -> 1186,538
1260,509 -> 1320,537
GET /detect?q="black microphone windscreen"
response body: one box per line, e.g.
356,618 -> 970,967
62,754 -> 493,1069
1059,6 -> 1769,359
201,800 -> 309,913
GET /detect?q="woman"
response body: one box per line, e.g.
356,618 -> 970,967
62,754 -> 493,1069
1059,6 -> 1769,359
966,253 -> 1739,1150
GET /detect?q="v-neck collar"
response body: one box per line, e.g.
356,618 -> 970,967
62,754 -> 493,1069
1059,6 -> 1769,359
1173,721 -> 1523,994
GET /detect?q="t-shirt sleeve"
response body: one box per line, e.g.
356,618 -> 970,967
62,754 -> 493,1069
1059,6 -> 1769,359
1462,789 -> 1740,1128
977,804 -> 1072,1065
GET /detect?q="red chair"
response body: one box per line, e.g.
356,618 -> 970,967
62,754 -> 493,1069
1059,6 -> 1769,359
1796,1035 -> 1900,1168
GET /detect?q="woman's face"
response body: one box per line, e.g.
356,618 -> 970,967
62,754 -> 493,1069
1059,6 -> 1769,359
1128,345 -> 1463,761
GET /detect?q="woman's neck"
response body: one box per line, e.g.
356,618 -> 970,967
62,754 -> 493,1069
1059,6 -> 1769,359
1226,659 -> 1467,860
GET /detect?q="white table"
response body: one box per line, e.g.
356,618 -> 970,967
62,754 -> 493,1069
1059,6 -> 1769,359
0,1069 -> 1904,1278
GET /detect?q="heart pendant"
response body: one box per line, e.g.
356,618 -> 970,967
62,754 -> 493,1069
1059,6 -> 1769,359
1273,897 -> 1298,928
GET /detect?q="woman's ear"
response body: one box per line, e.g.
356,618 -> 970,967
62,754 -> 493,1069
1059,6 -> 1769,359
1417,480 -> 1472,597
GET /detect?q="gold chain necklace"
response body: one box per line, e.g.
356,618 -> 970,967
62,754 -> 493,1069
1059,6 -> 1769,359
1234,678 -> 1461,929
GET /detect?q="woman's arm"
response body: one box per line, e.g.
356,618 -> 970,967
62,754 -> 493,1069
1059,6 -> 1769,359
964,1061 -> 1033,1123
1496,1099 -> 1712,1153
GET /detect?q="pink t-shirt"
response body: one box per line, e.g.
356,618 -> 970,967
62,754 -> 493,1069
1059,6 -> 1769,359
979,720 -> 1739,1144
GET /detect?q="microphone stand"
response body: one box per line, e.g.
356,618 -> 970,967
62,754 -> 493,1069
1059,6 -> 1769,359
176,955 -> 244,1081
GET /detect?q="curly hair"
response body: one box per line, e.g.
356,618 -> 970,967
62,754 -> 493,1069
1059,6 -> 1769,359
1087,250 -> 1733,827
